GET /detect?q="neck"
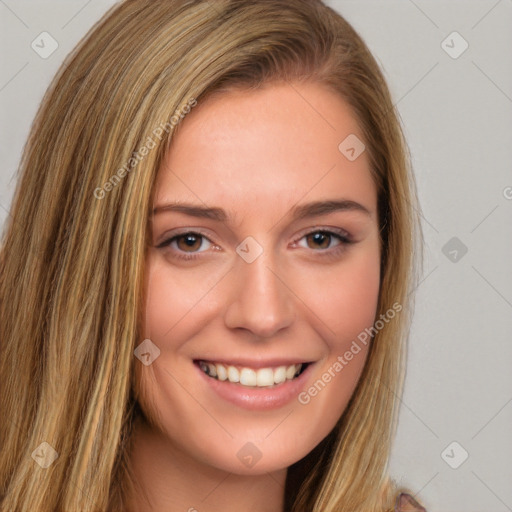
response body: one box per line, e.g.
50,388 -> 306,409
124,415 -> 287,512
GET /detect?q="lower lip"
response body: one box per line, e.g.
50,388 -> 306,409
195,362 -> 314,410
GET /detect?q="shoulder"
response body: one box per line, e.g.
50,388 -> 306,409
394,492 -> 427,512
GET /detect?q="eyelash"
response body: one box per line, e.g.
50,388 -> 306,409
156,228 -> 354,262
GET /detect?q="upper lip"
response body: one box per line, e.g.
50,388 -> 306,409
194,357 -> 312,369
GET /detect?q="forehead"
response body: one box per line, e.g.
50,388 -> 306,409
154,82 -> 377,223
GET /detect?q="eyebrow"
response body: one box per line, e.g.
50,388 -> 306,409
152,199 -> 372,222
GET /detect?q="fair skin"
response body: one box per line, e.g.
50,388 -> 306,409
127,81 -> 381,512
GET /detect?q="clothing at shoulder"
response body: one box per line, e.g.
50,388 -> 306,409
395,492 -> 427,512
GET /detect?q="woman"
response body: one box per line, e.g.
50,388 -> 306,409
0,1 -> 426,510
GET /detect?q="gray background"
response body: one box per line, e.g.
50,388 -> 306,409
1,1 -> 511,511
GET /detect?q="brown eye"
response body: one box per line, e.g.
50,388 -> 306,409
295,229 -> 353,258
157,232 -> 213,258
176,233 -> 203,252
305,232 -> 333,249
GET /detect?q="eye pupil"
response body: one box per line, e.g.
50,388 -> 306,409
308,232 -> 330,249
178,234 -> 201,251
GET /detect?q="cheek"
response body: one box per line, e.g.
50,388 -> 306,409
295,244 -> 381,345
140,255 -> 219,341
291,253 -> 380,450
300,245 -> 380,414
333,259 -> 381,340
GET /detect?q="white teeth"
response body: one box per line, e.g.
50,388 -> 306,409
285,364 -> 297,380
273,366 -> 287,384
207,363 -> 217,377
227,366 -> 240,383
216,364 -> 227,381
256,368 -> 274,387
199,361 -> 304,387
240,368 -> 257,386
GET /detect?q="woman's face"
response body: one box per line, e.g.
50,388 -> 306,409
137,81 -> 381,474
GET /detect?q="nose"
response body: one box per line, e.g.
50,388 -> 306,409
223,249 -> 295,338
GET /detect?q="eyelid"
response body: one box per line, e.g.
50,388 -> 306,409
156,225 -> 354,260
155,228 -> 217,251
291,225 -> 353,245
157,225 -> 352,244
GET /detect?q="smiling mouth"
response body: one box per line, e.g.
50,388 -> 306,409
195,360 -> 310,388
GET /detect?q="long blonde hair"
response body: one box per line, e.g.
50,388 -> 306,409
0,1 -> 424,510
